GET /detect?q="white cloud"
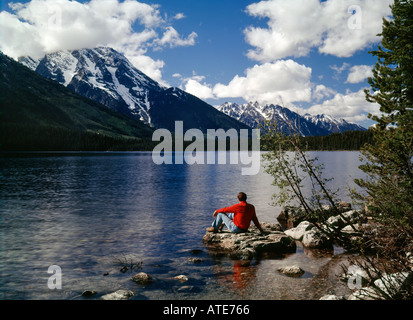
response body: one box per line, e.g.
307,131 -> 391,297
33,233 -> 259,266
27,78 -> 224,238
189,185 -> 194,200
212,60 -> 313,105
244,0 -> 393,62
183,60 -> 313,106
346,65 -> 373,83
307,88 -> 380,122
185,79 -> 214,100
0,0 -> 197,83
312,85 -> 337,102
154,26 -> 197,50
173,13 -> 186,20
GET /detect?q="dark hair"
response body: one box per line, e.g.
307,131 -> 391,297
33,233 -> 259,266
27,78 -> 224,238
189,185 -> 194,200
238,192 -> 247,202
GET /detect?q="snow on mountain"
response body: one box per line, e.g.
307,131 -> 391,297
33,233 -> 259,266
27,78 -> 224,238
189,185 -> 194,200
19,47 -> 164,125
303,113 -> 365,134
18,47 -> 248,133
216,102 -> 366,136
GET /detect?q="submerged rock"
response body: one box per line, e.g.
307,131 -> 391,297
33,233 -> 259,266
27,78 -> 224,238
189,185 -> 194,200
132,272 -> 153,285
174,275 -> 189,281
278,265 -> 305,277
202,223 -> 296,260
101,289 -> 134,300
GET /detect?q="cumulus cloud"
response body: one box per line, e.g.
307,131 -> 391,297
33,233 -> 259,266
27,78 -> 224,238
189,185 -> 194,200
0,0 -> 197,83
180,60 -> 313,106
185,79 -> 214,100
244,0 -> 392,62
346,65 -> 373,83
213,60 -> 313,105
312,85 -> 337,102
307,88 -> 380,122
154,26 -> 197,49
173,13 -> 186,20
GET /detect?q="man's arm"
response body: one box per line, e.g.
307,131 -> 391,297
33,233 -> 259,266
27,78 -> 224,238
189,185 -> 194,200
214,203 -> 239,218
252,213 -> 264,234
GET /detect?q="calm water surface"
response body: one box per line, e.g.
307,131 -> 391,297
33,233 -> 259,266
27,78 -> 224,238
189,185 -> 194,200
0,151 -> 365,300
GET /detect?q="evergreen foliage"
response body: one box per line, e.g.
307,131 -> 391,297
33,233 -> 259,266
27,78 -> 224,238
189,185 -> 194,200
0,52 -> 155,151
356,0 -> 413,245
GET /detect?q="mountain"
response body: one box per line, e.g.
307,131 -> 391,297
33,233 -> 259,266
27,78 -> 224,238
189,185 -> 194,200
216,102 -> 366,136
1,51 -> 155,151
303,113 -> 365,134
19,47 -> 249,133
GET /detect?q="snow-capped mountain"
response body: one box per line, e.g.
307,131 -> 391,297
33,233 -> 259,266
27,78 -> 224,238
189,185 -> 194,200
216,102 -> 366,136
303,113 -> 365,134
20,47 -> 163,125
19,47 -> 248,133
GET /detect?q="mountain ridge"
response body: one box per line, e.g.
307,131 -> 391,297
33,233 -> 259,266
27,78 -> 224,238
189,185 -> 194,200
19,47 -> 249,133
1,51 -> 156,151
216,101 -> 366,137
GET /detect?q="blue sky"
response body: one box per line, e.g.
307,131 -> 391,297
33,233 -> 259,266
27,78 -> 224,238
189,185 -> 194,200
0,0 -> 394,127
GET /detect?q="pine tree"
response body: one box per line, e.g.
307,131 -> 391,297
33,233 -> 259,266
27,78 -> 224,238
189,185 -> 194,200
360,0 -> 413,224
354,0 -> 413,294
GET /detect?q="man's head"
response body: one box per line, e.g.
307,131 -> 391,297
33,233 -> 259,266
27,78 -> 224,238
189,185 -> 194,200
238,192 -> 247,202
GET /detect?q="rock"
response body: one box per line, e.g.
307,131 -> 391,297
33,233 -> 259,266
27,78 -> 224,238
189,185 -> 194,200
285,221 -> 314,241
177,286 -> 195,293
374,272 -> 413,298
132,272 -> 153,285
190,249 -> 203,255
285,207 -> 307,228
203,223 -> 296,260
278,265 -> 305,277
319,294 -> 345,300
174,275 -> 189,281
82,290 -> 97,298
340,224 -> 363,236
187,257 -> 203,263
348,287 -> 381,300
302,228 -> 332,249
101,289 -> 134,300
326,215 -> 346,229
348,272 -> 413,300
337,201 -> 352,212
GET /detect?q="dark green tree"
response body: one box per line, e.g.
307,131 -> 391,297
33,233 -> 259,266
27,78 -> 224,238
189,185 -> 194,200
358,0 -> 413,231
351,0 -> 413,299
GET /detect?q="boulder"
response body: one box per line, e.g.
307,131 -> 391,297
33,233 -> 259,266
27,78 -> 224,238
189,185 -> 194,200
82,290 -> 97,298
302,228 -> 333,249
285,221 -> 314,241
348,272 -> 413,300
278,265 -> 305,277
203,223 -> 296,260
132,272 -> 153,285
101,289 -> 134,300
174,275 -> 189,281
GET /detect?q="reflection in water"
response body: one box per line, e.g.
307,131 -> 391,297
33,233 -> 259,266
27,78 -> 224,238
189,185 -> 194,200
0,152 -> 365,300
213,260 -> 258,295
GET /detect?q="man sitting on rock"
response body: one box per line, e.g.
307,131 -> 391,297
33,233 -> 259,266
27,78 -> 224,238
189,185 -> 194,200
207,192 -> 264,234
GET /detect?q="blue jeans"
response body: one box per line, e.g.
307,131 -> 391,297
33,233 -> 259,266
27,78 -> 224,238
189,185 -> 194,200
212,213 -> 246,233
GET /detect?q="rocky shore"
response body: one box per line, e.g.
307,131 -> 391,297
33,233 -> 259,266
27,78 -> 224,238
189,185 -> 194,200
201,205 -> 364,259
202,222 -> 296,260
83,203 -> 412,300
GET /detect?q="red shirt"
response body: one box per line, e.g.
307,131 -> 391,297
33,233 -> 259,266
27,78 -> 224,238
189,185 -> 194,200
217,201 -> 256,230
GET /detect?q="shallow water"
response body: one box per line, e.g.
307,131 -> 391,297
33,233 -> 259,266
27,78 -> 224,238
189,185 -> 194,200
0,151 -> 364,300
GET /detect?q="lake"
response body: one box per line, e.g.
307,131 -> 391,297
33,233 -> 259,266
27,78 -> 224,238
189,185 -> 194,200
0,151 -> 366,300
